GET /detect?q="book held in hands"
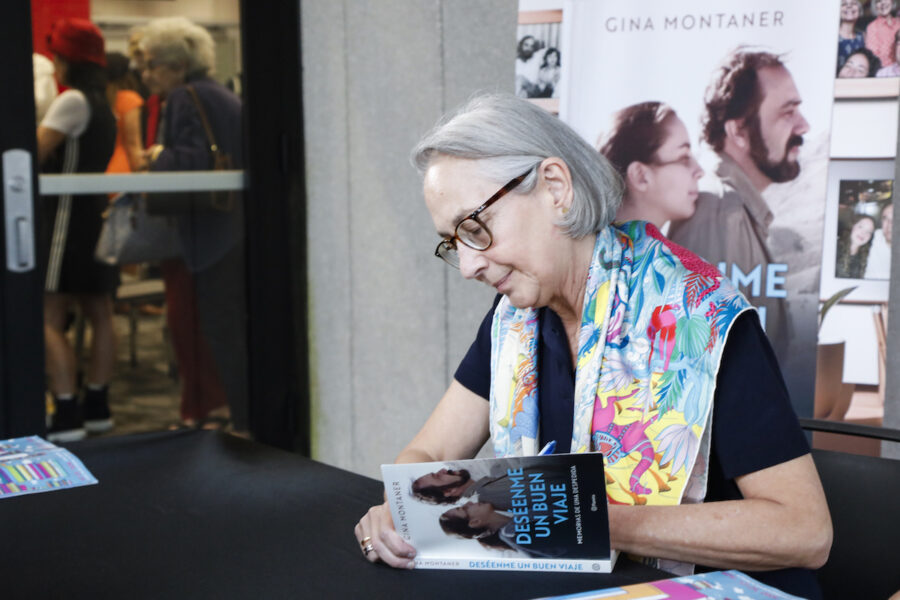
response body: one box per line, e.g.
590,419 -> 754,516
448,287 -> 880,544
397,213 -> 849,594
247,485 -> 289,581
381,452 -> 616,572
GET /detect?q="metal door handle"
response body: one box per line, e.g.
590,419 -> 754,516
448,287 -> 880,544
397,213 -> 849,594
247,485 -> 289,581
3,149 -> 35,272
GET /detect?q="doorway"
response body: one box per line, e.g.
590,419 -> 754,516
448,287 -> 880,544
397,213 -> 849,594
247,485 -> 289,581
0,0 -> 307,451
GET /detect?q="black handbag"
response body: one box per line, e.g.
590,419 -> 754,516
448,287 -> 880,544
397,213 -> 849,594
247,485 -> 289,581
146,85 -> 236,215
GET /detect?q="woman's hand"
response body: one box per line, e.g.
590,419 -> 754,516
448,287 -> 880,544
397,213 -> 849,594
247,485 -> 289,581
143,144 -> 164,165
354,502 -> 416,568
353,380 -> 490,568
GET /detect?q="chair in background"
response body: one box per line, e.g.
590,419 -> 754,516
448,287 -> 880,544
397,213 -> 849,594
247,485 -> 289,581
801,419 -> 900,600
872,302 -> 887,404
116,278 -> 166,368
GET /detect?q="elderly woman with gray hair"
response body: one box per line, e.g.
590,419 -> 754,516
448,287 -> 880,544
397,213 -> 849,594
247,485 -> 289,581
354,94 -> 831,598
140,17 -> 247,432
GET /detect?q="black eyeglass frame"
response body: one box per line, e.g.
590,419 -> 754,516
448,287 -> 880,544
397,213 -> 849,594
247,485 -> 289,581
434,167 -> 534,266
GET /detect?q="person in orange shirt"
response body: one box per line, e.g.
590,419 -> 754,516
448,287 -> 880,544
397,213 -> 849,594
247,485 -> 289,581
105,52 -> 146,174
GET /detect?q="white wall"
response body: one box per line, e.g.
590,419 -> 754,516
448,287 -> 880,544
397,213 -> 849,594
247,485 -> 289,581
302,0 -> 516,478
830,100 -> 897,159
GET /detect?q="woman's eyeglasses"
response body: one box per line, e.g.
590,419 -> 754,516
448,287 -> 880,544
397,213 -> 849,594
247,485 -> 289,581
434,168 -> 533,268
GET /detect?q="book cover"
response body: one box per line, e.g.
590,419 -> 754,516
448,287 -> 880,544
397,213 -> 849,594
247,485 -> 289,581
382,453 -> 616,573
0,435 -> 97,498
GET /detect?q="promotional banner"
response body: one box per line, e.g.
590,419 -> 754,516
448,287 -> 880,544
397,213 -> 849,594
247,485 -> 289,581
530,0 -> 841,416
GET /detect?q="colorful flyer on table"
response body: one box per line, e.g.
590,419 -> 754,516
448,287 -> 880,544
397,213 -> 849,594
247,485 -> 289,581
534,569 -> 804,599
0,436 -> 97,498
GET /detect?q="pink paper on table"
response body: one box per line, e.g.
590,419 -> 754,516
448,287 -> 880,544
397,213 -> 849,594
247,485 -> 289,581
650,580 -> 706,600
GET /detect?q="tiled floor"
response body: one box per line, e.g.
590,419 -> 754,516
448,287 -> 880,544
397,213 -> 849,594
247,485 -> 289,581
82,308 -> 182,438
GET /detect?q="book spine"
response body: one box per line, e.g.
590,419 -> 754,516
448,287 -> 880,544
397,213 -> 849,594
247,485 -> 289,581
412,556 -> 615,574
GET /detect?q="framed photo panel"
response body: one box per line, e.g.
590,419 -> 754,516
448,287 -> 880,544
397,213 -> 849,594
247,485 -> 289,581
820,159 -> 895,303
516,4 -> 565,114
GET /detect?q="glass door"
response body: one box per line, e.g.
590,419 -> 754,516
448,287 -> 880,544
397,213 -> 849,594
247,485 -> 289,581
1,0 -> 307,450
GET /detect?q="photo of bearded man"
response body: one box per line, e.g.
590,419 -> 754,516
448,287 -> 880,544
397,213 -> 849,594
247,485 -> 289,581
667,48 -> 810,357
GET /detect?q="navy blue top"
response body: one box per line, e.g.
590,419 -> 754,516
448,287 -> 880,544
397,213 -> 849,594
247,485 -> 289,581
152,77 -> 244,272
455,298 -> 820,599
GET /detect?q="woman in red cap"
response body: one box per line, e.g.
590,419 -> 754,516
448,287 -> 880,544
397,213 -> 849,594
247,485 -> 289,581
37,18 -> 118,442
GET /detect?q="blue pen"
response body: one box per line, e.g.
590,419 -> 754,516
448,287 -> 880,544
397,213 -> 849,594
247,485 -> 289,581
538,440 -> 556,455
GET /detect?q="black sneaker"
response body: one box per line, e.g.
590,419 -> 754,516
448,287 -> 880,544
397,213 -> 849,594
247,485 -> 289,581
83,386 -> 114,434
47,398 -> 87,442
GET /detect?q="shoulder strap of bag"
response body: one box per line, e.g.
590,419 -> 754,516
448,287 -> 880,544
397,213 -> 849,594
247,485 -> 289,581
185,85 -> 220,156
183,84 -> 235,211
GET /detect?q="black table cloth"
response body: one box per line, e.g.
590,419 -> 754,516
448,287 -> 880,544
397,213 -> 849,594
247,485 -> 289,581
3,430 -> 666,599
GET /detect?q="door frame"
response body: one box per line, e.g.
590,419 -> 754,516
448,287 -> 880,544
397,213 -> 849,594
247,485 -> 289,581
0,0 -> 45,437
240,0 -> 309,452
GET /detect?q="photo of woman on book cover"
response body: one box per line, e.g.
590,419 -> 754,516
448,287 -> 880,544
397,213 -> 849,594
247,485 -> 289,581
411,466 -> 516,509
439,501 -> 565,558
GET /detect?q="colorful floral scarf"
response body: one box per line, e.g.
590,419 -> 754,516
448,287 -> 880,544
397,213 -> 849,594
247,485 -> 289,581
489,222 -> 752,509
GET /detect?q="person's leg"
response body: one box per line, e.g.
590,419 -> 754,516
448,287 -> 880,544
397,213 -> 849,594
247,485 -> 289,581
44,293 -> 76,396
194,243 -> 248,432
78,293 -> 116,385
78,293 -> 116,433
162,259 -> 197,423
44,293 -> 85,441
162,259 -> 227,425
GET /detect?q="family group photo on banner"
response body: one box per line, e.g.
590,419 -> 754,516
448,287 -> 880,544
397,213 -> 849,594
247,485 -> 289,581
518,0 -> 841,416
837,0 -> 900,79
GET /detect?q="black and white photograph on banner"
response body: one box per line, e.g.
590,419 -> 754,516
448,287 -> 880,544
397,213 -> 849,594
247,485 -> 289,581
516,4 -> 564,113
557,0 -> 840,416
